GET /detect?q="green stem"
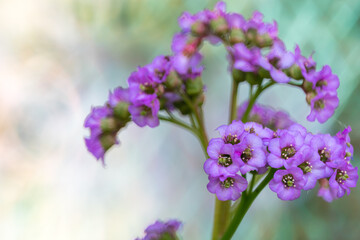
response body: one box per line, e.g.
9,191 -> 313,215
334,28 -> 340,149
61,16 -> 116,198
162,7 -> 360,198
220,168 -> 276,240
241,81 -> 275,122
248,173 -> 256,194
229,80 -> 240,122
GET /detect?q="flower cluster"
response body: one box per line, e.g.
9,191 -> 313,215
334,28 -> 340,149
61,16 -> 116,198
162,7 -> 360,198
204,121 -> 357,201
84,54 -> 206,161
174,1 -> 339,123
84,87 -> 131,164
135,219 -> 182,240
237,101 -> 294,130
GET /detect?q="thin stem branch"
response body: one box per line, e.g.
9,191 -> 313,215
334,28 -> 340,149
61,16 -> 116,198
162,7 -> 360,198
229,80 -> 240,123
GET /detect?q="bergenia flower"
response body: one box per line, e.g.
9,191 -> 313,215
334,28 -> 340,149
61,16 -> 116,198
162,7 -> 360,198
128,95 -> 160,128
307,92 -> 339,123
317,178 -> 338,202
308,65 -> 339,93
329,163 -> 358,198
310,134 -> 345,177
269,168 -> 305,201
204,139 -> 242,177
234,134 -> 266,174
267,130 -> 304,168
216,121 -> 244,145
136,219 -> 182,240
207,174 -> 248,201
294,146 -> 326,190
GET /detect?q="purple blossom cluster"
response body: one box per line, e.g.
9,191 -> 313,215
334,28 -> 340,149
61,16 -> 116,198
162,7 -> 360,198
135,219 -> 182,240
173,1 -> 340,123
204,121 -> 357,201
84,54 -> 206,161
237,101 -> 294,130
84,87 -> 131,163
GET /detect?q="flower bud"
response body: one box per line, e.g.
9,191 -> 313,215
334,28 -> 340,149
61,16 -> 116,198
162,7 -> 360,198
100,133 -> 117,151
210,17 -> 229,36
165,71 -> 182,90
306,91 -> 316,105
232,69 -> 246,83
185,77 -> 203,96
191,21 -> 208,36
113,102 -> 130,120
255,34 -> 273,48
229,29 -> 245,45
303,80 -> 313,93
100,118 -> 118,133
246,28 -> 257,43
288,64 -> 303,80
258,68 -> 271,79
245,72 -> 261,85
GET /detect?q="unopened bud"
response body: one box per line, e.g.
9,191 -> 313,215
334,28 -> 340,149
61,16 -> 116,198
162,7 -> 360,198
191,21 -> 208,36
174,101 -> 191,115
306,91 -> 316,105
289,64 -> 303,80
229,29 -> 245,45
255,34 -> 273,48
113,102 -> 130,120
246,28 -> 257,43
101,118 -> 118,133
210,17 -> 229,35
303,80 -> 314,93
165,71 -> 182,90
185,77 -> 203,96
100,133 -> 117,151
232,69 -> 246,83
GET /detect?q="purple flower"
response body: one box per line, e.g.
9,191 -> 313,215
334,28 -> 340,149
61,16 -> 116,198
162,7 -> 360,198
230,43 -> 271,73
294,146 -> 326,190
204,139 -> 243,177
128,95 -> 160,128
226,13 -> 246,29
267,130 -> 304,169
108,87 -> 130,108
317,178 -> 338,202
137,219 -> 182,240
84,106 -> 113,136
237,102 -> 294,130
307,92 -> 339,123
147,55 -> 172,83
336,126 -> 353,160
243,122 -> 273,140
329,163 -> 358,198
207,174 -> 248,201
234,134 -> 266,174
245,11 -> 278,40
293,45 -> 316,79
84,134 -> 107,162
269,168 -> 305,201
308,65 -> 339,93
310,134 -> 345,177
128,67 -> 158,102
216,121 -> 244,145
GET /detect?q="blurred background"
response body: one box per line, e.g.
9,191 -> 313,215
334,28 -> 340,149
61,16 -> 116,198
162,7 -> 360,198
0,0 -> 359,239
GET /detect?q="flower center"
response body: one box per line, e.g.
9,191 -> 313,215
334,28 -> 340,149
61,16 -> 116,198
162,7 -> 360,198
140,106 -> 152,116
282,174 -> 296,188
221,177 -> 235,188
155,69 -> 165,79
299,161 -> 312,173
335,169 -> 349,184
218,154 -> 232,167
140,83 -> 155,94
318,147 -> 330,163
241,147 -> 253,163
314,99 -> 325,110
224,134 -> 240,145
281,145 -> 296,159
316,80 -> 327,88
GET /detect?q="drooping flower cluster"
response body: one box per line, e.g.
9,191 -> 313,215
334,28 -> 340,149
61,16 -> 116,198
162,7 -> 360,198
84,54 -> 206,161
204,121 -> 358,201
173,1 -> 339,123
135,219 -> 182,240
237,101 -> 294,130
